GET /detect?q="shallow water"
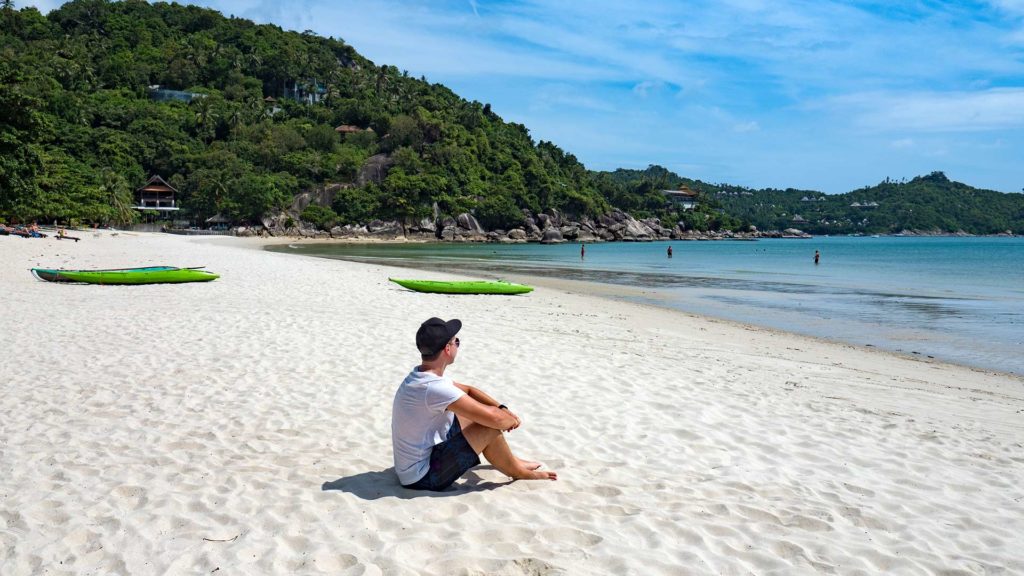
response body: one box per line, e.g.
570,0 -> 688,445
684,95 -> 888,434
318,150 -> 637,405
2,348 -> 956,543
269,237 -> 1024,375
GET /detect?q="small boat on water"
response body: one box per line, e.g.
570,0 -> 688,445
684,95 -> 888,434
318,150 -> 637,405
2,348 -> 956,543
389,278 -> 533,295
31,266 -> 219,285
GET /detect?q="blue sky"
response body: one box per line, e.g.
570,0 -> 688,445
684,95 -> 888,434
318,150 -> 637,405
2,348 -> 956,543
21,0 -> 1024,193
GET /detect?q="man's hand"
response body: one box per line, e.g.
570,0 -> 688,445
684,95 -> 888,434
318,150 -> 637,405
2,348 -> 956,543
502,407 -> 522,431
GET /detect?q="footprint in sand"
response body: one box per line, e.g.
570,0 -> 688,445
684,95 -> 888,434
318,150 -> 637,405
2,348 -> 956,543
112,485 -> 148,511
591,485 -> 622,498
313,551 -> 359,572
539,527 -> 603,548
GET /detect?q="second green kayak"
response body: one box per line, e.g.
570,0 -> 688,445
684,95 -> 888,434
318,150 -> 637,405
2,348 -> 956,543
389,278 -> 533,295
31,266 -> 219,285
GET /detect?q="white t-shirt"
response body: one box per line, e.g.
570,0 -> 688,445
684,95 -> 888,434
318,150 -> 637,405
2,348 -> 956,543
391,367 -> 466,485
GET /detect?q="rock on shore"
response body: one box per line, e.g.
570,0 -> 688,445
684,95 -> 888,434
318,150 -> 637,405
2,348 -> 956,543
246,206 -> 810,242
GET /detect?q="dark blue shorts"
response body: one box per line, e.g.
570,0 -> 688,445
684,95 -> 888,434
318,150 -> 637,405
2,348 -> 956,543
403,417 -> 481,491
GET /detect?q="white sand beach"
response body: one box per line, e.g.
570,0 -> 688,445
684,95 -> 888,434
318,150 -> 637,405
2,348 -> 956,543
2,231 -> 1023,575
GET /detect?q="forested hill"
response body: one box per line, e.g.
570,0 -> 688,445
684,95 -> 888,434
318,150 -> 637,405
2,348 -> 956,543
601,168 -> 1024,235
711,172 -> 1024,235
0,0 -> 611,230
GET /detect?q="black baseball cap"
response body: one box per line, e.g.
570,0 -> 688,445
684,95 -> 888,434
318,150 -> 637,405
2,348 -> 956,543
416,317 -> 462,356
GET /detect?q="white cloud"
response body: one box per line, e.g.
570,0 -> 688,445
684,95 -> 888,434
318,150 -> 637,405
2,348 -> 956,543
890,138 -> 915,149
633,81 -> 665,97
988,0 -> 1024,16
529,84 -> 615,113
836,88 -> 1024,132
733,121 -> 760,133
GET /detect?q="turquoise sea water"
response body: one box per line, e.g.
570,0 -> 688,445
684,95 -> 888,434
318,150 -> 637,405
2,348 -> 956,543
269,237 -> 1024,375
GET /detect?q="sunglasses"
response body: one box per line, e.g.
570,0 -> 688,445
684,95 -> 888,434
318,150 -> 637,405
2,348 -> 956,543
453,337 -> 460,348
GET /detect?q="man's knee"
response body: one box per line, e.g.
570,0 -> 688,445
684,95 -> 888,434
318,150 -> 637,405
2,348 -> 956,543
461,422 -> 502,454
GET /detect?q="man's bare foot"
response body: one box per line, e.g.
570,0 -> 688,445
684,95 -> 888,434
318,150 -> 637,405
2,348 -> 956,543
513,468 -> 557,481
518,458 -> 542,470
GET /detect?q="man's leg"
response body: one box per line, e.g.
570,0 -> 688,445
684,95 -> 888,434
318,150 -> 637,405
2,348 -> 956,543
454,415 -> 543,471
458,421 -> 556,481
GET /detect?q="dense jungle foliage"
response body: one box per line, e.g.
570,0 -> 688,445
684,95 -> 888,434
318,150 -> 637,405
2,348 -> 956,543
1,0 -> 1021,235
0,0 -> 617,229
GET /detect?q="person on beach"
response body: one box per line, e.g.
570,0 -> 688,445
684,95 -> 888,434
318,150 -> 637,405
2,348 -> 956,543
57,227 -> 81,242
392,317 -> 557,491
814,250 -> 820,265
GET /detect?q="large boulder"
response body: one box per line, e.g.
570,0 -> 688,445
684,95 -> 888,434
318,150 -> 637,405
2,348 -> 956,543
262,211 -> 312,237
410,216 -> 436,234
536,213 -> 551,230
456,213 -> 486,235
642,217 -> 672,238
289,183 -> 347,214
559,224 -> 580,240
456,231 -> 488,242
404,217 -> 437,239
507,228 -> 527,241
544,208 -> 563,228
540,228 -> 565,244
330,224 -> 369,238
367,219 -> 403,238
622,215 -> 655,240
357,154 -> 394,186
524,217 -> 541,238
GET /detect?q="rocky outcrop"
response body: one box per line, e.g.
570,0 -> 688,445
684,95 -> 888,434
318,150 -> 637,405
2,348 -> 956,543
506,228 -> 528,242
456,213 -> 486,235
366,220 -> 403,239
261,199 -> 817,243
262,210 -> 314,237
356,154 -> 394,186
405,217 -> 437,239
598,209 -> 657,241
782,228 -> 812,238
289,183 -> 347,214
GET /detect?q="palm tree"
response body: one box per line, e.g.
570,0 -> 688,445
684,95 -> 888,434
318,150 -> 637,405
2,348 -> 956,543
192,97 -> 218,142
101,170 -> 136,225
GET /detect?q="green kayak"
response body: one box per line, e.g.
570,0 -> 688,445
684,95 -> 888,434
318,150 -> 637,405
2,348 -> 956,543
390,278 -> 533,295
31,266 -> 218,285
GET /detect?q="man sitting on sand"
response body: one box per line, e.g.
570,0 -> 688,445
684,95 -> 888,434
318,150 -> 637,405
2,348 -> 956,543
392,317 -> 557,491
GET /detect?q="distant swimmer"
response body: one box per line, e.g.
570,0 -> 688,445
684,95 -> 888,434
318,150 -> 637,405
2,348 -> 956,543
580,243 -> 586,259
667,245 -> 673,258
814,250 -> 820,265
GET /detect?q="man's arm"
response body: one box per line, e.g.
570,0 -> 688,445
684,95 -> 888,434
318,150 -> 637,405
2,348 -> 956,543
452,381 -> 522,430
448,390 -> 519,431
452,382 -> 500,407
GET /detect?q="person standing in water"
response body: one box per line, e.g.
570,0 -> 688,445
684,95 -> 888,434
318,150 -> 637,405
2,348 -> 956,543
814,250 -> 820,265
580,243 -> 585,259
667,245 -> 673,258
